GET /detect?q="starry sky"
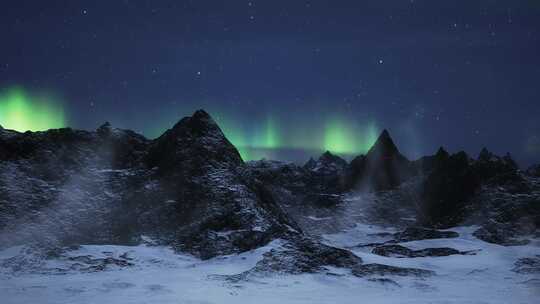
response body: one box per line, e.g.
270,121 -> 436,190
1,0 -> 539,165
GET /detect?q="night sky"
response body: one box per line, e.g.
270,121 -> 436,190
1,0 -> 539,165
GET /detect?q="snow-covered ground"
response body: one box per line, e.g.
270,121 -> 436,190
1,225 -> 538,304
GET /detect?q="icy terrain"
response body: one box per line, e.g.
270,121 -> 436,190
1,225 -> 538,304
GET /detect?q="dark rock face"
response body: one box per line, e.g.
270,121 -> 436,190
473,148 -> 518,183
218,238 -> 363,281
372,244 -> 470,258
1,109 -> 538,274
0,245 -> 134,274
146,110 -> 243,174
303,151 -> 348,194
140,110 -> 300,259
305,151 -> 348,173
414,147 -> 450,174
217,237 -> 436,281
0,110 -> 298,259
352,263 -> 434,278
350,227 -> 460,249
473,223 -> 531,246
393,227 -> 459,242
420,151 -> 480,228
244,155 -> 350,235
467,177 -> 540,246
346,130 -> 411,191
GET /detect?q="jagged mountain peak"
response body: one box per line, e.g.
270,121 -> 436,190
96,122 -> 112,137
320,151 -> 347,166
192,109 -> 212,120
168,109 -> 223,139
435,147 -> 450,160
320,150 -> 342,162
366,129 -> 401,159
478,147 -> 493,161
435,146 -> 449,156
305,151 -> 347,173
147,110 -> 243,172
380,129 -> 391,138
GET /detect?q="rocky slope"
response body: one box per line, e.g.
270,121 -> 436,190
1,110 -> 539,281
0,110 -> 300,259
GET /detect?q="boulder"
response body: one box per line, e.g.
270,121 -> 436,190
352,263 -> 434,278
216,237 -> 363,281
473,222 -> 531,246
393,227 -> 459,242
372,244 -> 470,258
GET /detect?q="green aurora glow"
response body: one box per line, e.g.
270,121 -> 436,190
214,113 -> 378,161
146,106 -> 379,161
324,118 -> 379,155
13,95 -> 380,163
0,87 -> 66,132
0,88 -> 377,161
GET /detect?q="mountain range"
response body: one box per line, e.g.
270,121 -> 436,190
0,110 -> 539,302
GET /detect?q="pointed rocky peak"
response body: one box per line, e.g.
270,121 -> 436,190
192,109 -> 212,120
366,129 -> 402,160
320,150 -> 343,163
97,122 -> 112,137
147,110 -> 243,173
502,152 -> 517,168
436,147 -> 448,157
0,124 -> 3,130
305,151 -> 347,173
99,121 -> 111,129
319,151 -> 347,170
434,147 -> 450,162
168,109 -> 223,140
478,147 -> 493,161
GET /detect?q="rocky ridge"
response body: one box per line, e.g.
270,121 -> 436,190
1,109 -> 539,279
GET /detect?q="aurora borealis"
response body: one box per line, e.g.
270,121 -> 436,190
152,108 -> 381,161
0,85 -> 380,161
1,1 -> 540,164
217,114 -> 379,161
0,87 -> 65,132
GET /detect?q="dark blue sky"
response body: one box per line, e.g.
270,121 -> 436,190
1,0 -> 539,165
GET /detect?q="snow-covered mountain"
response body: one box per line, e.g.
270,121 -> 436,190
1,110 -> 539,303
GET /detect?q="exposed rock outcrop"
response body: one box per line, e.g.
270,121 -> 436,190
420,151 -> 480,228
352,263 -> 434,278
0,110 -> 299,259
393,227 -> 459,242
372,244 -> 474,258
